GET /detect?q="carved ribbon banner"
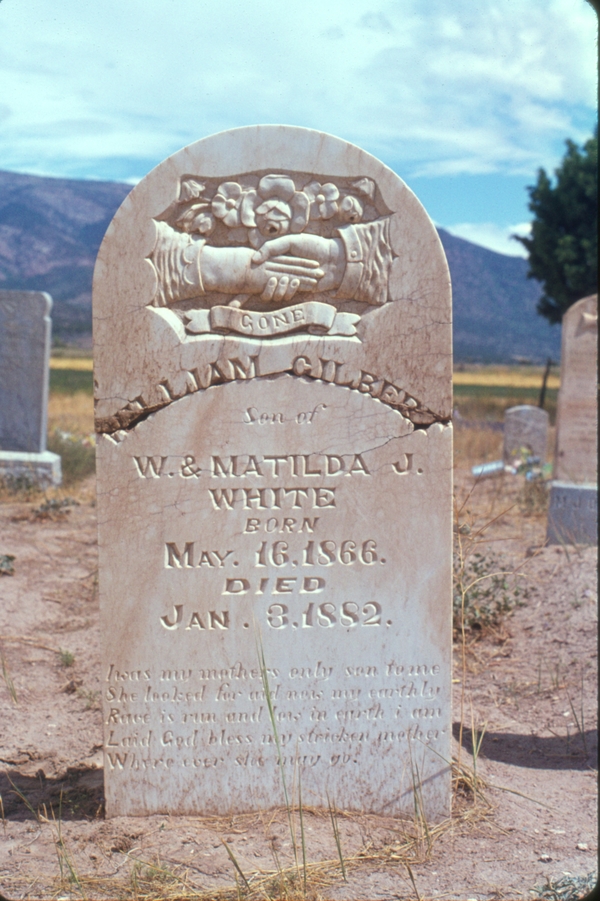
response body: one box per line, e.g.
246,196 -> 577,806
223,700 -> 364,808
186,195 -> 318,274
184,302 -> 360,338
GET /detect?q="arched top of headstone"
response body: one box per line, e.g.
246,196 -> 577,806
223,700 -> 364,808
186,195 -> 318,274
93,126 -> 451,436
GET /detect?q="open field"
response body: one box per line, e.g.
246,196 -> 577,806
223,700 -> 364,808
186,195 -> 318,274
0,367 -> 595,900
47,362 -> 560,432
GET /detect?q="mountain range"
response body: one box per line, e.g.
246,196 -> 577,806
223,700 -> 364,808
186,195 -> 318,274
0,168 -> 561,362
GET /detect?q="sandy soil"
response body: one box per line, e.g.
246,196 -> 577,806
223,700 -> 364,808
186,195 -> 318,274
0,468 -> 596,900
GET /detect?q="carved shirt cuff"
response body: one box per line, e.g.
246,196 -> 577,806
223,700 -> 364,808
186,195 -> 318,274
335,218 -> 392,306
151,221 -> 205,306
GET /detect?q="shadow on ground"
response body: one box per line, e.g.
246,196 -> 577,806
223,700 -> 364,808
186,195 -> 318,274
0,765 -> 104,821
453,722 -> 597,770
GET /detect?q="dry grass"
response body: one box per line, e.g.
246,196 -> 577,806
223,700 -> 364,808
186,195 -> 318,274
48,391 -> 95,436
1,762 -> 491,901
453,365 -> 560,389
453,426 -> 503,467
453,364 -> 559,423
50,357 -> 94,371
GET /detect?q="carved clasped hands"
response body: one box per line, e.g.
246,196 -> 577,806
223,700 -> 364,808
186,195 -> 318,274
246,251 -> 325,302
251,234 -> 345,298
201,244 -> 325,302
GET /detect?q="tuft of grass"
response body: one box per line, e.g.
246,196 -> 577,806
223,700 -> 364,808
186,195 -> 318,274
51,792 -> 86,898
0,474 -> 46,500
32,496 -> 79,520
5,773 -> 39,821
565,668 -> 588,757
255,631 -> 299,871
469,707 -> 488,798
405,861 -> 422,901
1,648 -> 18,704
222,839 -> 251,892
76,687 -> 100,710
327,795 -> 346,882
47,429 -> 96,486
298,768 -> 307,897
0,554 -> 16,576
530,871 -> 598,900
58,648 -> 75,668
407,744 -> 432,855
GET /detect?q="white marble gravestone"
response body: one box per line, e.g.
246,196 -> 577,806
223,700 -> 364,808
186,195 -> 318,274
94,126 -> 453,818
0,290 -> 61,486
547,294 -> 597,545
503,405 -> 549,465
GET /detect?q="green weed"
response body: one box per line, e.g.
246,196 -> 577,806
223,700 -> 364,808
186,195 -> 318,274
1,648 -> 18,704
47,429 -> 96,486
453,550 -> 528,635
0,554 -> 16,575
58,648 -> 75,667
76,687 -> 100,710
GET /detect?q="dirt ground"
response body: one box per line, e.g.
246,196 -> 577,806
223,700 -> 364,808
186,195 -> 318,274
0,457 -> 597,900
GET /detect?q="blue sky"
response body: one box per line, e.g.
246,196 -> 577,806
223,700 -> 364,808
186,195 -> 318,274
0,0 -> 596,256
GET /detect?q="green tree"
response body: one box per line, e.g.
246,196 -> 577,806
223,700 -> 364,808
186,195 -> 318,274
515,129 -> 597,324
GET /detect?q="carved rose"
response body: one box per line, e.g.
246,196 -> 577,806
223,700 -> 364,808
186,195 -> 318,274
304,181 -> 339,220
257,174 -> 296,202
211,181 -> 248,228
174,202 -> 216,235
339,195 -> 364,223
242,174 -> 310,245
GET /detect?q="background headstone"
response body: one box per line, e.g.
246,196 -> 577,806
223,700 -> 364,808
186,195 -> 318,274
553,294 -> 598,484
0,290 -> 61,486
503,404 -> 549,464
546,482 -> 597,546
547,294 -> 597,545
94,126 -> 453,819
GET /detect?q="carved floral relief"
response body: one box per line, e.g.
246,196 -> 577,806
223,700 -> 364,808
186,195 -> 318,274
148,172 -> 395,339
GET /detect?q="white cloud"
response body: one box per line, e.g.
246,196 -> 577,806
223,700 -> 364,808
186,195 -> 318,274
0,0 -> 595,182
444,221 -> 532,257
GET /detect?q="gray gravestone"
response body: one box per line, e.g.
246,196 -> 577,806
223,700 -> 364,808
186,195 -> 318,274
503,405 -> 549,465
0,290 -> 61,486
546,482 -> 598,546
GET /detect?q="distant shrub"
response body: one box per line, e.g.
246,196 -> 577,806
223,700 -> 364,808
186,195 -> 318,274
47,429 -> 96,486
453,551 -> 528,635
0,474 -> 43,498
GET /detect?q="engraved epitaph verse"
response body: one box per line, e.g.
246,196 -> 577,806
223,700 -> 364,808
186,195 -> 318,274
94,127 -> 453,818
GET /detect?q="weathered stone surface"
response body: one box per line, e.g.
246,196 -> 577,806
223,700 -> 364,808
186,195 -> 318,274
553,294 -> 597,485
503,405 -> 549,464
94,126 -> 453,819
0,290 -> 53,453
546,482 -> 598,546
0,450 -> 61,488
